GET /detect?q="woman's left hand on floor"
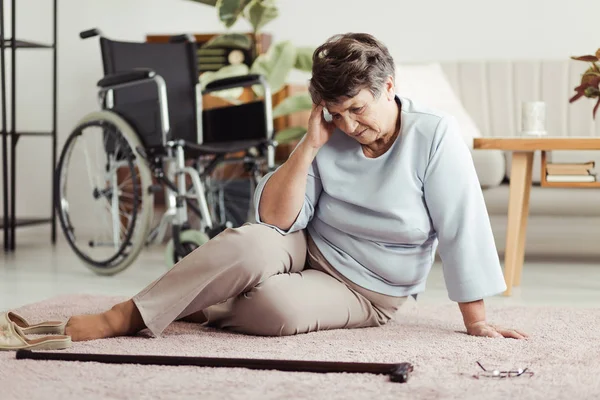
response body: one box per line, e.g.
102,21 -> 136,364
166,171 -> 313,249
466,321 -> 529,339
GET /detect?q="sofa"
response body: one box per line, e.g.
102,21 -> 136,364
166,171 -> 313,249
431,59 -> 600,259
282,59 -> 600,259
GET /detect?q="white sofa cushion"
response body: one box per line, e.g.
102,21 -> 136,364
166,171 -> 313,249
484,184 -> 600,217
472,149 -> 506,188
395,63 -> 481,148
394,62 -> 505,187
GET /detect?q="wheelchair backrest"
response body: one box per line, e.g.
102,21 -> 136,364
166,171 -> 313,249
100,37 -> 200,148
99,37 -> 272,150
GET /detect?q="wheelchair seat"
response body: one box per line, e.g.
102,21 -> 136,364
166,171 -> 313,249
184,139 -> 274,155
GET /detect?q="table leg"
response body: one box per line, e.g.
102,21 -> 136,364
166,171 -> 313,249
513,154 -> 534,287
503,151 -> 534,296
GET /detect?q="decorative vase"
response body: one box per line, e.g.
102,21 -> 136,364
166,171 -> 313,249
520,101 -> 547,136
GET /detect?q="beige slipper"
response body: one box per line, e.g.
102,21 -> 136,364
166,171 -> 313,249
5,311 -> 66,335
0,313 -> 71,351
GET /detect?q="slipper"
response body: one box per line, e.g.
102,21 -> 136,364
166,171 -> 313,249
5,311 -> 66,335
0,313 -> 71,351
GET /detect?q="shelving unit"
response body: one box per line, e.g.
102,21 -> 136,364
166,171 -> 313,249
540,150 -> 600,188
1,0 -> 58,251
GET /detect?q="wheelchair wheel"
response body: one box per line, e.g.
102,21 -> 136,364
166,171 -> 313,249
55,111 -> 154,275
203,156 -> 265,229
164,229 -> 210,268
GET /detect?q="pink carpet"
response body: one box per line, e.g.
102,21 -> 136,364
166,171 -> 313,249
1,295 -> 599,400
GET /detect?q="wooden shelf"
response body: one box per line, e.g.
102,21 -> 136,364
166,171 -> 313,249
540,150 -> 599,188
540,181 -> 600,188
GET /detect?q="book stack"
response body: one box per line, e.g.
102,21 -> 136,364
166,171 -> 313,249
545,161 -> 597,182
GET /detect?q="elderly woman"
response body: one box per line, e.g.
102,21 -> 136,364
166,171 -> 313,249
64,32 -> 526,342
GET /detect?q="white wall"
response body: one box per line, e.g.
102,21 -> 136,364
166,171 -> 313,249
1,0 -> 598,241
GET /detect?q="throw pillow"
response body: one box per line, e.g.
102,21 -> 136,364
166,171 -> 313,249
394,63 -> 482,148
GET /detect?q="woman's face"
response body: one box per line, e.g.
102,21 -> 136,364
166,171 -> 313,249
325,77 -> 397,145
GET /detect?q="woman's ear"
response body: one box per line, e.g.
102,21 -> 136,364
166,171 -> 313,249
386,76 -> 395,101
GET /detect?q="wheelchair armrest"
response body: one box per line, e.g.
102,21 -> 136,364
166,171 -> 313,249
203,74 -> 267,93
97,68 -> 156,88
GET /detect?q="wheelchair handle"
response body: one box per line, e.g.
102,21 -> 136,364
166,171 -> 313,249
80,28 -> 101,39
169,34 -> 195,43
203,74 -> 268,93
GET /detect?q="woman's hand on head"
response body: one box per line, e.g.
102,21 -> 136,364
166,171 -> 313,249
306,104 -> 336,149
466,321 -> 529,340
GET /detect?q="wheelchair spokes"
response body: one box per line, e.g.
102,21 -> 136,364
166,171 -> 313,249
55,114 -> 154,275
203,155 -> 265,228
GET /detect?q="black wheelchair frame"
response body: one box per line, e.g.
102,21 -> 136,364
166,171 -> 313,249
54,28 -> 278,275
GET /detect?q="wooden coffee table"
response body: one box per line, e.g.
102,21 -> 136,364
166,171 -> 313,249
473,137 -> 600,296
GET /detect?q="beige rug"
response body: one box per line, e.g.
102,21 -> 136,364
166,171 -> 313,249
1,294 -> 599,399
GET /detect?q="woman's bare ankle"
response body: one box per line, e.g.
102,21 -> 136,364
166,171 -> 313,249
106,300 -> 146,336
65,300 -> 145,341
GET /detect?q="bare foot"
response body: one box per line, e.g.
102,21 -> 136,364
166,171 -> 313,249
64,314 -> 113,341
65,300 -> 145,342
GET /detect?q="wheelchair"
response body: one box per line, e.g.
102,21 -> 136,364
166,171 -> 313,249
55,28 -> 277,275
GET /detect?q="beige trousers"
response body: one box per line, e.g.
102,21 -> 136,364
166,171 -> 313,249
132,223 -> 407,337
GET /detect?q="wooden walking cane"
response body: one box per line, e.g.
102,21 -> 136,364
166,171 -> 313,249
16,349 -> 413,383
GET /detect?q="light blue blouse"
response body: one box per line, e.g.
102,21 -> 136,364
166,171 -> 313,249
254,96 -> 506,302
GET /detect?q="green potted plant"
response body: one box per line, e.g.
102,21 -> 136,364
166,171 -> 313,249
570,48 -> 600,119
187,0 -> 314,145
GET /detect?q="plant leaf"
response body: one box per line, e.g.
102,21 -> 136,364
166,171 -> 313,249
250,40 -> 297,96
201,33 -> 252,50
596,48 -> 600,59
200,64 -> 250,101
583,67 -> 600,76
569,91 -> 585,103
274,126 -> 307,143
216,0 -> 252,28
571,55 -> 599,62
186,0 -> 218,6
294,47 -> 314,72
584,86 -> 600,98
581,70 -> 600,87
273,93 -> 313,118
245,0 -> 279,33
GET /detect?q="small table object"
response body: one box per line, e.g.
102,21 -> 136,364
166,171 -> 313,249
473,137 -> 600,296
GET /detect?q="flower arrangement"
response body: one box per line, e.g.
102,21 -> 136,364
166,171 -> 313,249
569,48 -> 600,119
